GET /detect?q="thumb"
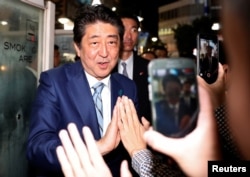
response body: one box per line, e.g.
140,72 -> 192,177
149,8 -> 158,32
120,160 -> 132,177
141,117 -> 150,130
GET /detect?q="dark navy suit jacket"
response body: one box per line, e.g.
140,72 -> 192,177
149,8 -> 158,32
27,61 -> 138,177
155,99 -> 191,136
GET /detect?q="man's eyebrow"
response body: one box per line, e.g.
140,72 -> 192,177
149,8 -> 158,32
88,34 -> 119,39
89,35 -> 100,39
107,34 -> 119,39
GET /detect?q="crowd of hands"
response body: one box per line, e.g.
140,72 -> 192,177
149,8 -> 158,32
56,64 -> 226,177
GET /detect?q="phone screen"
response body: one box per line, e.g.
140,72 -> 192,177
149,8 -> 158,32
197,34 -> 219,84
148,59 -> 199,137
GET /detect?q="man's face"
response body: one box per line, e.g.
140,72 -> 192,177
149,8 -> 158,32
121,18 -> 139,52
182,83 -> 191,95
74,21 -> 120,80
164,81 -> 181,102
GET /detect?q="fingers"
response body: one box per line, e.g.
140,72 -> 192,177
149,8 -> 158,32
196,78 -> 215,128
106,99 -> 120,134
120,160 -> 132,177
217,63 -> 225,82
144,129 -> 182,158
119,96 -> 140,127
126,97 -> 139,123
118,97 -> 129,129
58,127 -> 86,177
56,146 -> 75,177
82,127 -> 107,168
141,117 -> 150,130
111,97 -> 121,126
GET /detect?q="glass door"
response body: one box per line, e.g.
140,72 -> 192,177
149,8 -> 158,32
0,0 -> 55,176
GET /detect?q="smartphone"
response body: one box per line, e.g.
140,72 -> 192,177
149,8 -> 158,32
197,33 -> 219,84
148,58 -> 199,137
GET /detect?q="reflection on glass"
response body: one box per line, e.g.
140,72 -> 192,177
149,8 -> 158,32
198,37 -> 219,84
152,68 -> 198,137
0,0 -> 42,176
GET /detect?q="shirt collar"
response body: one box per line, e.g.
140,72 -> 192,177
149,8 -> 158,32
119,52 -> 134,65
85,71 -> 110,88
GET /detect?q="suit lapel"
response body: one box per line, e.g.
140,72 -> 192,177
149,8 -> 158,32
65,62 -> 100,139
110,74 -> 124,112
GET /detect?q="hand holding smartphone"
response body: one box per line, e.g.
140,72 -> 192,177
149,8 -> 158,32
148,58 -> 199,137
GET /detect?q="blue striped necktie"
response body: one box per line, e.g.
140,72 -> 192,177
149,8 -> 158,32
92,82 -> 105,135
121,62 -> 128,77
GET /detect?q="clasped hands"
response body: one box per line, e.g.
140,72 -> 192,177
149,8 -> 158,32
92,95 -> 150,156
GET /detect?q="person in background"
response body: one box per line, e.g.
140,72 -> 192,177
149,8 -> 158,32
27,4 -> 139,177
112,12 -> 152,123
54,44 -> 61,67
154,45 -> 168,58
180,79 -> 198,115
140,51 -> 157,61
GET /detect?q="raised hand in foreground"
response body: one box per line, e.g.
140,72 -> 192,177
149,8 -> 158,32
56,123 -> 132,177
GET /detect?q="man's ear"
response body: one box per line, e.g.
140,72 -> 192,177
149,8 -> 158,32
74,43 -> 81,57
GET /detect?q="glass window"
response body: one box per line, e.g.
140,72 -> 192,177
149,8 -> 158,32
0,0 -> 44,176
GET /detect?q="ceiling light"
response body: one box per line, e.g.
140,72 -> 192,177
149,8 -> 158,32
0,21 -> 8,25
212,23 -> 220,31
64,21 -> 74,30
92,0 -> 102,5
137,16 -> 144,22
151,37 -> 158,42
58,17 -> 70,24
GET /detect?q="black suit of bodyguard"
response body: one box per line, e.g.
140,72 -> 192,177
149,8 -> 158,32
131,53 -> 151,122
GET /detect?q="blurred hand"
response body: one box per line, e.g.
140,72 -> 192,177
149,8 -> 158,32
141,116 -> 151,130
120,160 -> 132,177
144,79 -> 221,177
200,63 -> 226,109
56,124 -> 112,177
117,96 -> 147,157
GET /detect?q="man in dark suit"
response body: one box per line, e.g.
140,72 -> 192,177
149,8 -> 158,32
180,79 -> 198,115
112,12 -> 151,123
155,75 -> 191,136
27,5 -> 138,177
199,45 -> 218,84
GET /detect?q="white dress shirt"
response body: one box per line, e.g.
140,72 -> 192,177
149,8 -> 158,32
118,53 -> 134,80
85,71 -> 111,136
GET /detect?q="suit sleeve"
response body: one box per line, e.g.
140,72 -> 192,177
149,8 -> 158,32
26,71 -> 62,173
132,149 -> 186,177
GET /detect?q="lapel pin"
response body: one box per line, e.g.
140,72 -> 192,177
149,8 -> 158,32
118,89 -> 123,96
